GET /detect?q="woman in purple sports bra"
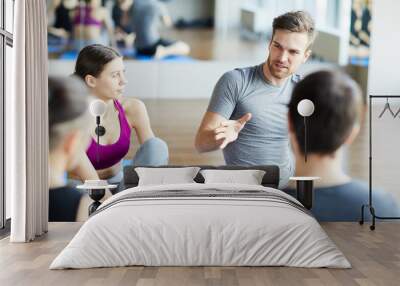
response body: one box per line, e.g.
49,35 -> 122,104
70,44 -> 169,192
72,0 -> 116,50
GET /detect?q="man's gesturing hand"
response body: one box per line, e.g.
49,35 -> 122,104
214,113 -> 252,149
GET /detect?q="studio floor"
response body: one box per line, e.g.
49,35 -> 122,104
1,222 -> 399,286
49,28 -> 270,62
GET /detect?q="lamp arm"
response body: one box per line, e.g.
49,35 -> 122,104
96,116 -> 101,163
304,117 -> 307,163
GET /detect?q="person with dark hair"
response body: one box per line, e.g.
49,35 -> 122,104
195,11 -> 316,188
132,0 -> 190,58
47,0 -> 77,43
48,76 -> 99,222
71,44 -> 169,191
286,70 -> 400,221
112,0 -> 135,49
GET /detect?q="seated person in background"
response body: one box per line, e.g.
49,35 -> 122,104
47,0 -> 77,43
132,0 -> 190,58
71,44 -> 169,191
112,0 -> 136,49
48,76 -> 102,222
286,70 -> 400,221
72,0 -> 116,50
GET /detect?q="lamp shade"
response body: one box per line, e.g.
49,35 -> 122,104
297,99 -> 314,117
89,99 -> 106,117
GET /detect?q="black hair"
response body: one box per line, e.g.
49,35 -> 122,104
74,44 -> 122,81
288,70 -> 362,155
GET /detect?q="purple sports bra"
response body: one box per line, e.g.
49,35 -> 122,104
73,6 -> 102,27
86,100 -> 131,170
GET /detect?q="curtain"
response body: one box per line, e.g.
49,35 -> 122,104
8,0 -> 49,242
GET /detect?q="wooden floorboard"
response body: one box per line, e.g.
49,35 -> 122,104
1,222 -> 400,286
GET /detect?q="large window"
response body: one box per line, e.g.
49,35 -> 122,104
1,0 -> 14,232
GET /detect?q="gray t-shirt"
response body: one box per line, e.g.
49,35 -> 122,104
207,63 -> 300,188
132,0 -> 162,49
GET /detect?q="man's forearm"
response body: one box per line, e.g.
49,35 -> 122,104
195,129 -> 222,153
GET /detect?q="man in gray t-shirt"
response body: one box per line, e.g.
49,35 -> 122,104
195,11 -> 317,188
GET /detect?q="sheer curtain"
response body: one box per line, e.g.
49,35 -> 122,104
8,0 -> 49,242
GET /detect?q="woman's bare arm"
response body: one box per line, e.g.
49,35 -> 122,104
123,98 -> 155,144
68,145 -> 100,181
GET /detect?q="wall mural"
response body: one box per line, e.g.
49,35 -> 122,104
349,0 -> 372,66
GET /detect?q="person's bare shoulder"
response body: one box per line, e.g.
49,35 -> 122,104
120,97 -> 146,111
120,97 -> 148,124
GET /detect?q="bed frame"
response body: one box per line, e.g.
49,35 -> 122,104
122,165 -> 280,190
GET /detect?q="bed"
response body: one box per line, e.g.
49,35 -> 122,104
50,165 -> 350,269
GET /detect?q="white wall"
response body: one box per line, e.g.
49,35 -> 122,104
165,0 -> 214,22
49,60 -> 335,99
214,0 -> 307,31
214,0 -> 351,65
214,0 -> 243,31
368,0 -> 400,95
49,60 -> 253,99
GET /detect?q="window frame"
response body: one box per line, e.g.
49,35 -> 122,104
0,0 -> 14,234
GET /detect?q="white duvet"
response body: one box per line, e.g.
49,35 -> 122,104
50,183 -> 350,269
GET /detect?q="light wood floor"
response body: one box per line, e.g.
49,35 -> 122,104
2,101 -> 400,285
49,28 -> 269,62
161,28 -> 269,61
1,222 -> 400,286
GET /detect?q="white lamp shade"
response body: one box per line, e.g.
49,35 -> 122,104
297,99 -> 315,117
89,99 -> 106,117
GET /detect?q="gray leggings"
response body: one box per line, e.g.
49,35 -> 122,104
131,137 -> 169,167
108,137 -> 169,192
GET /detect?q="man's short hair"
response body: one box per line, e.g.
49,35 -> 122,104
288,70 -> 362,155
272,11 -> 316,49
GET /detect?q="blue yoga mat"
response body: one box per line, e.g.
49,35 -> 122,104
59,50 -> 79,60
349,56 -> 369,67
56,49 -> 194,62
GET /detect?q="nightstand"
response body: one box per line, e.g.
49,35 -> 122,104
289,177 -> 320,210
77,184 -> 117,215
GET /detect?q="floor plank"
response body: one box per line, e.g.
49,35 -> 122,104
1,222 -> 400,286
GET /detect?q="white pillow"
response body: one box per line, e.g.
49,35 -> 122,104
200,169 -> 266,185
135,167 -> 201,186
